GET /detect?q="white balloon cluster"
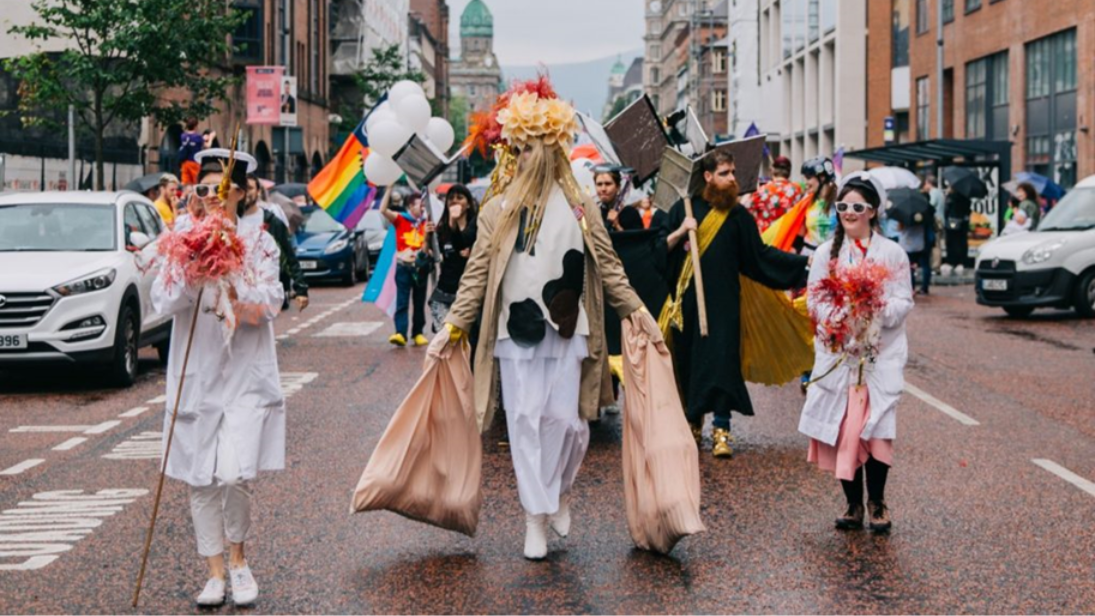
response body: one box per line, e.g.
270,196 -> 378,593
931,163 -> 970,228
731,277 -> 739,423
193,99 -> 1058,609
363,80 -> 457,186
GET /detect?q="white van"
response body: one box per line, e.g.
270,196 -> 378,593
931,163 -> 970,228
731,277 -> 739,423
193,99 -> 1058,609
975,175 -> 1095,318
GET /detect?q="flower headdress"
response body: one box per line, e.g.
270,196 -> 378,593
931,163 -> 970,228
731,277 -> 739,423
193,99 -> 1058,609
464,75 -> 581,207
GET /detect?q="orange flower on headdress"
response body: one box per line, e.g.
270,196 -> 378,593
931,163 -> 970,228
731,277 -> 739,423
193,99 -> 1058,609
464,74 -> 575,156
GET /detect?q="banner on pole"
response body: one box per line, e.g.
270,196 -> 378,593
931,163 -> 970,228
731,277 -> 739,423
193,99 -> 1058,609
246,66 -> 283,125
279,74 -> 298,127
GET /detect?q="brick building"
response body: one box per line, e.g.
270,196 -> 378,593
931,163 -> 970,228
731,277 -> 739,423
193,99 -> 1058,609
149,0 -> 332,183
643,0 -> 729,139
868,0 -> 1094,188
409,0 -> 451,119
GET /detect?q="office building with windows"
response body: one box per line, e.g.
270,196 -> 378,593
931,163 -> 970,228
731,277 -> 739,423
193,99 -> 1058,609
758,0 -> 867,175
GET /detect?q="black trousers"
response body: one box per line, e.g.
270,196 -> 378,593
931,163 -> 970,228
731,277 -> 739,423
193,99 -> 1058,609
944,226 -> 969,267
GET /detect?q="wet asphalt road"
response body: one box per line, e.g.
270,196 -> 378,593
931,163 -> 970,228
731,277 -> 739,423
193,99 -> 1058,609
0,282 -> 1093,614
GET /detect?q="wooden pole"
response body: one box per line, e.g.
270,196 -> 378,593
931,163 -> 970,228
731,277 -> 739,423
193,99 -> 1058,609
682,195 -> 709,337
132,287 -> 205,607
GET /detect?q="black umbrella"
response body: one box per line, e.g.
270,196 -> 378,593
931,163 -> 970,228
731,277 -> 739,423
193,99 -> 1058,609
943,167 -> 988,199
272,182 -> 309,200
886,187 -> 934,227
124,172 -> 168,194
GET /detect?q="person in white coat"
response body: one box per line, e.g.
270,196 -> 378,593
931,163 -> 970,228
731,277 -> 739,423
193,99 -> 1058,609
799,171 -> 914,533
152,149 -> 285,607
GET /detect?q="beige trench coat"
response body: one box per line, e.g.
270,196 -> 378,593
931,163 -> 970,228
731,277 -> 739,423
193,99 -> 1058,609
445,194 -> 644,432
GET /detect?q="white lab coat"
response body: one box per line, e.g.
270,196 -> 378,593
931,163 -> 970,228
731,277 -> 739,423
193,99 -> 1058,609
798,232 -> 914,445
152,222 -> 286,487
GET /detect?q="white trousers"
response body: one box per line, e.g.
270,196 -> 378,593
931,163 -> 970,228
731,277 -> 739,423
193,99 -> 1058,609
497,330 -> 589,516
189,417 -> 253,557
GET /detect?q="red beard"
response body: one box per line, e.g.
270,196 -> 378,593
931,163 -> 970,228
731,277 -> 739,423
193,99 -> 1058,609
703,180 -> 740,211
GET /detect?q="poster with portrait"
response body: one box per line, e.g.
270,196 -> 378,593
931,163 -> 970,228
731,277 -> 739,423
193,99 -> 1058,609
279,75 -> 298,127
246,66 -> 283,125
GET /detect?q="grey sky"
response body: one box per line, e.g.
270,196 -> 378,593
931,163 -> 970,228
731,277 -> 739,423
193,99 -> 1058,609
446,0 -> 645,66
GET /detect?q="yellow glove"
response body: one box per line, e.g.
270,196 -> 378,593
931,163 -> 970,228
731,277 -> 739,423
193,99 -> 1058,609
445,322 -> 466,344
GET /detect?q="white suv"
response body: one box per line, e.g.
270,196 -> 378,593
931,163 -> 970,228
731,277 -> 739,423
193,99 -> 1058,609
0,191 -> 172,385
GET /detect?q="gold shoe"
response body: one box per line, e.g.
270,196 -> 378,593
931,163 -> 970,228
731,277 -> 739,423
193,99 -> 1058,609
689,422 -> 703,446
711,427 -> 734,458
413,334 -> 429,346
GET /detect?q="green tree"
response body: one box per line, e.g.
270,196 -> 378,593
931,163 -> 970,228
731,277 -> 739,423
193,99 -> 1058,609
449,95 -> 470,143
5,0 -> 243,189
604,95 -> 628,123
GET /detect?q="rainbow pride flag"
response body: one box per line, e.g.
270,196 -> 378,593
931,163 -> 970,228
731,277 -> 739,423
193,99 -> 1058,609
307,119 -> 377,230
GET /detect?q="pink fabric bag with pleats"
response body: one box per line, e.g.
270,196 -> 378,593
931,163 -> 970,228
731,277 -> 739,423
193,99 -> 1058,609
621,311 -> 706,553
351,341 -> 482,536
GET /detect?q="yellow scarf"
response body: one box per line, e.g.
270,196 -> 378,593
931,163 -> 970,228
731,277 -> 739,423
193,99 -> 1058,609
658,206 -> 815,386
658,206 -> 730,338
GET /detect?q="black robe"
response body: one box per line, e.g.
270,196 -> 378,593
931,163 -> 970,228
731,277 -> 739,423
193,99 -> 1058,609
603,226 -> 670,355
666,197 -> 808,418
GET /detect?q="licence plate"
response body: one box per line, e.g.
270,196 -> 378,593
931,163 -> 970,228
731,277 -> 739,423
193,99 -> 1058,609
0,334 -> 28,350
300,260 -> 318,271
982,278 -> 1008,291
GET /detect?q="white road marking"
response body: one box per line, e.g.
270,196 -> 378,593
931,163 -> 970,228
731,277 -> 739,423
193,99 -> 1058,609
0,460 -> 45,476
118,406 -> 150,418
1032,459 -> 1095,498
0,489 -> 147,571
103,432 -> 161,461
904,383 -> 980,426
51,438 -> 87,452
146,395 -> 166,404
81,421 -> 121,435
13,421 -> 121,436
10,426 -> 93,434
313,321 -> 383,337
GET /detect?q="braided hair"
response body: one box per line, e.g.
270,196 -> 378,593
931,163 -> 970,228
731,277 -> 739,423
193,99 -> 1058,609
829,179 -> 883,266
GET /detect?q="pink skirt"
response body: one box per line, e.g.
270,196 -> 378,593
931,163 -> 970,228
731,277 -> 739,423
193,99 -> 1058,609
808,385 -> 893,481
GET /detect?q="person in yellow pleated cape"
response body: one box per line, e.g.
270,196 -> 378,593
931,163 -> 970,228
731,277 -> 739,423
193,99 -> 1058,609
658,150 -> 815,460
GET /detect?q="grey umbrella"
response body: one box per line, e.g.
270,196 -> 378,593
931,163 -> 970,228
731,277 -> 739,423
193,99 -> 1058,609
124,172 -> 169,194
269,192 -> 304,234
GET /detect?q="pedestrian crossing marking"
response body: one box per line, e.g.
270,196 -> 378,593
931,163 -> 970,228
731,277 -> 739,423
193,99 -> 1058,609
313,321 -> 383,338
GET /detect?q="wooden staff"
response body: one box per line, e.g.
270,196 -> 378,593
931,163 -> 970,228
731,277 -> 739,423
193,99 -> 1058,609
682,194 -> 709,337
132,287 -> 204,607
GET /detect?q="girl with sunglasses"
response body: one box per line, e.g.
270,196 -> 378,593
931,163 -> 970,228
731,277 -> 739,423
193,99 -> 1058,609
798,171 -> 914,534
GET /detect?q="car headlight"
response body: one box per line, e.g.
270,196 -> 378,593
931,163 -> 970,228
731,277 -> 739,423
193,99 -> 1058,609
324,239 -> 349,254
1021,239 -> 1067,265
53,268 -> 117,297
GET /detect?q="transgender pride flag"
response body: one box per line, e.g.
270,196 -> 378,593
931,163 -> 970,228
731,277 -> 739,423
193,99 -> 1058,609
361,207 -> 399,317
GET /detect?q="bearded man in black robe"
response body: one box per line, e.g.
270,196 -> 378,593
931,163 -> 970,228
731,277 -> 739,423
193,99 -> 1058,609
662,150 -> 809,459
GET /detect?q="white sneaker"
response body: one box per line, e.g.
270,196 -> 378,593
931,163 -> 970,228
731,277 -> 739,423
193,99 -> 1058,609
524,514 -> 548,560
601,404 -> 620,415
955,264 -> 965,275
195,577 -> 226,606
229,564 -> 259,606
548,496 -> 571,538
940,264 -> 953,276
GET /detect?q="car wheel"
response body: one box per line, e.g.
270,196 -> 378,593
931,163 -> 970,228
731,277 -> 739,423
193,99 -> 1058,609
354,249 -> 368,279
1074,269 -> 1095,318
341,259 -> 357,286
1003,306 -> 1035,318
108,304 -> 140,387
155,339 -> 170,365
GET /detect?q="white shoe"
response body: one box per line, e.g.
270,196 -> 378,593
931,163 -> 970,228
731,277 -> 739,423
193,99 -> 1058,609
195,577 -> 226,606
601,404 -> 620,415
940,264 -> 953,276
524,514 -> 549,560
548,496 -> 571,538
229,563 -> 259,606
955,264 -> 965,274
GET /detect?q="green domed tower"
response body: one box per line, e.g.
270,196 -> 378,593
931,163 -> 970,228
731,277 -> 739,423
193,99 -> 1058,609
452,0 -> 502,117
460,0 -> 493,39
